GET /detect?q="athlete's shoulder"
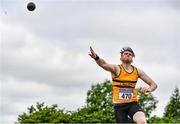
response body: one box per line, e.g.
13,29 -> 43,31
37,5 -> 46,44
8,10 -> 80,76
136,67 -> 145,77
131,64 -> 137,68
114,64 -> 121,72
111,64 -> 121,77
131,64 -> 138,71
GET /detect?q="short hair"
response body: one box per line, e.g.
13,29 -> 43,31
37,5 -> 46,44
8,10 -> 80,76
120,47 -> 135,57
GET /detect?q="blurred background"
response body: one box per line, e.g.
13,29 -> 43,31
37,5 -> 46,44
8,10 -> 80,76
0,0 -> 180,123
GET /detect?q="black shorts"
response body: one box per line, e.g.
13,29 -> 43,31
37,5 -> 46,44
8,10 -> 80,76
113,102 -> 143,123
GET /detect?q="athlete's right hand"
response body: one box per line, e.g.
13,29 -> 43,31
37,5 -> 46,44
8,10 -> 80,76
89,46 -> 97,59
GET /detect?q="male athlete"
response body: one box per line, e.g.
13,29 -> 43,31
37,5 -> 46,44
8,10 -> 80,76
89,46 -> 157,123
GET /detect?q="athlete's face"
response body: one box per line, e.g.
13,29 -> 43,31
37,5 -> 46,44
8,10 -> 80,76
120,51 -> 133,63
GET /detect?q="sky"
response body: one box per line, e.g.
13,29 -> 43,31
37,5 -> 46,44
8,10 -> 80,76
0,0 -> 180,123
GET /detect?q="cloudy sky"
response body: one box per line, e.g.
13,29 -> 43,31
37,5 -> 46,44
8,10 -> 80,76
0,0 -> 180,123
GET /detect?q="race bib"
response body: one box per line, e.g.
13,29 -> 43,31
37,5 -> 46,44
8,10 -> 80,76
119,89 -> 133,100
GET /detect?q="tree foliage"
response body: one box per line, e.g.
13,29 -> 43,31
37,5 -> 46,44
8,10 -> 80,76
138,89 -> 158,119
163,87 -> 180,122
70,105 -> 115,123
18,80 -> 160,123
71,80 -> 115,122
18,102 -> 71,123
148,87 -> 180,123
86,80 -> 113,109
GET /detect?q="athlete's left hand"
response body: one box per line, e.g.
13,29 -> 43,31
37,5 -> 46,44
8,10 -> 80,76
140,87 -> 152,94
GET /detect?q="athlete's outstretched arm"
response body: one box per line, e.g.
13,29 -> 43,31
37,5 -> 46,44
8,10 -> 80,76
89,46 -> 117,74
138,69 -> 158,94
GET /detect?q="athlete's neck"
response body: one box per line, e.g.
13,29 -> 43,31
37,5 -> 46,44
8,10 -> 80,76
122,63 -> 132,71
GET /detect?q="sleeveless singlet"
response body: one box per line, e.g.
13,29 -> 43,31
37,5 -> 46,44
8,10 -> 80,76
112,64 -> 139,103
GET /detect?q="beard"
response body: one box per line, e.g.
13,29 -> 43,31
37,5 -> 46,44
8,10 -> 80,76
121,58 -> 133,64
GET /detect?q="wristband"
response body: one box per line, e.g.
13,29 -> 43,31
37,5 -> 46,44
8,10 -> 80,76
95,54 -> 100,60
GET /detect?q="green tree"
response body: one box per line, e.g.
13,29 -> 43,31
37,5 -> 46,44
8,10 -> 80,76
138,88 -> 158,119
71,105 -> 114,123
71,80 -> 115,123
148,87 -> 180,123
18,102 -> 71,123
86,80 -> 113,109
163,87 -> 180,122
17,80 -> 158,123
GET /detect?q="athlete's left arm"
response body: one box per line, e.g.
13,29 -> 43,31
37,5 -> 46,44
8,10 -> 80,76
137,68 -> 158,93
